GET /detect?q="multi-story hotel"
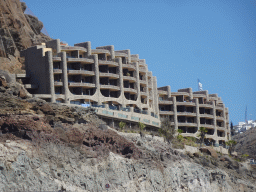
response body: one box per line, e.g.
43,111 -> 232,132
20,39 -> 230,146
20,39 -> 160,129
158,86 -> 230,146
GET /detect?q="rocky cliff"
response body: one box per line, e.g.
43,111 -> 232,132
233,127 -> 256,160
0,70 -> 255,192
0,0 -> 51,73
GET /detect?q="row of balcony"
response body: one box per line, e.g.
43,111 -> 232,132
53,57 -> 149,72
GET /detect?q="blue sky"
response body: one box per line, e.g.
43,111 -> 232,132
22,0 -> 256,125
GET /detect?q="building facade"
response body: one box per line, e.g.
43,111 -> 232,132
20,39 -> 160,129
158,86 -> 230,146
20,39 -> 231,145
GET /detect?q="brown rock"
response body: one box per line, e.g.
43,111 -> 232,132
18,87 -> 27,99
0,76 -> 8,88
0,0 -> 51,71
200,147 -> 218,159
40,103 -> 54,114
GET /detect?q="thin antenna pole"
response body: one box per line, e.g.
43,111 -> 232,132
245,106 -> 247,123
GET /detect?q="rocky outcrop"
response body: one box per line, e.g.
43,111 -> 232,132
0,82 -> 255,191
25,14 -> 43,35
233,127 -> 256,159
0,0 -> 51,72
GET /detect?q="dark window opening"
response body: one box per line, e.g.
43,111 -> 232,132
82,88 -> 94,95
55,87 -> 62,94
101,89 -> 110,97
81,64 -> 92,71
100,77 -> 109,85
70,87 -> 81,95
110,91 -> 119,98
99,65 -> 108,73
98,54 -> 105,60
178,116 -> 186,123
53,62 -> 61,69
176,96 -> 183,102
81,76 -> 93,83
109,67 -> 117,74
177,106 -> 185,112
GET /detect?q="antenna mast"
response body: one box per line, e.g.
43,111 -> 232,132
245,106 -> 247,123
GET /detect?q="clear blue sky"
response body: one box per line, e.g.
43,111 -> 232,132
22,0 -> 256,125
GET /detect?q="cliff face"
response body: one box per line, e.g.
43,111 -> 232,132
233,128 -> 256,159
0,72 -> 255,192
0,0 -> 51,72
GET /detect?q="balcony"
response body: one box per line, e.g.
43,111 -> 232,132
123,75 -> 136,82
216,116 -> 225,121
140,91 -> 147,96
158,90 -> 168,95
178,122 -> 197,127
200,124 -> 215,129
139,67 -> 147,72
199,103 -> 213,108
100,84 -> 120,91
115,52 -> 128,57
140,80 -> 147,85
217,126 -> 226,131
99,72 -> 119,79
158,100 -> 173,105
122,63 -> 136,70
200,113 -> 213,118
53,69 -> 62,74
61,46 -> 87,52
159,111 -> 174,115
124,88 -> 137,94
53,57 -> 61,61
54,82 -> 63,86
176,101 -> 196,106
91,49 -> 110,54
177,112 -> 197,116
215,106 -> 224,110
67,70 -> 95,76
98,60 -> 118,67
68,82 -> 95,88
67,58 -> 94,63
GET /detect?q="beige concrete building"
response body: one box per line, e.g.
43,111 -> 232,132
20,39 -> 230,146
158,86 -> 230,146
20,39 -> 160,129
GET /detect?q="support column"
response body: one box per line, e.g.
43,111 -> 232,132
173,96 -> 178,130
153,76 -> 159,117
46,51 -> 55,103
195,98 -> 200,131
223,104 -> 227,141
93,54 -> 100,103
212,101 -> 217,138
60,51 -> 69,104
135,62 -> 140,102
117,57 -> 124,104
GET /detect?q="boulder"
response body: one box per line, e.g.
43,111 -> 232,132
40,103 -> 54,114
220,155 -> 239,170
0,76 -> 8,88
199,147 -> 218,159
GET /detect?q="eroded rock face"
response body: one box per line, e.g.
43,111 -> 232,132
0,0 -> 51,72
233,128 -> 256,160
0,83 -> 255,191
0,139 -> 255,192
